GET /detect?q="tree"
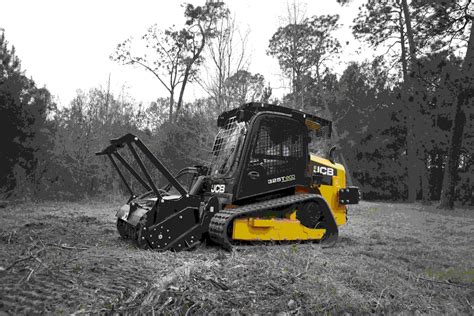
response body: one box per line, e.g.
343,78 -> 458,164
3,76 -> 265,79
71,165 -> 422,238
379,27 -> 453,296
268,14 -> 340,104
112,2 -> 228,123
224,70 -> 265,108
353,0 -> 438,202
199,13 -> 250,112
0,32 -> 56,197
401,0 -> 430,203
406,0 -> 474,207
438,1 -> 474,208
49,87 -> 146,198
330,60 -> 404,194
413,52 -> 463,201
343,0 -> 474,205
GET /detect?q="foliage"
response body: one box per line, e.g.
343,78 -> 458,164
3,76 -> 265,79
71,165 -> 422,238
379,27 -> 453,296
329,60 -> 405,199
1,2 -> 472,207
329,49 -> 473,203
0,32 -> 56,197
268,14 -> 340,96
348,0 -> 473,205
224,70 -> 265,108
436,1 -> 474,208
36,89 -> 217,199
411,0 -> 473,53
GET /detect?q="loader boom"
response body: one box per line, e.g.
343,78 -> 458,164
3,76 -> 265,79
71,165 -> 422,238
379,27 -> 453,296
96,133 -> 188,199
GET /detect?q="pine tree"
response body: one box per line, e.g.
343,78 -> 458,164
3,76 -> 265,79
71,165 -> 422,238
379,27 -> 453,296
0,32 -> 55,197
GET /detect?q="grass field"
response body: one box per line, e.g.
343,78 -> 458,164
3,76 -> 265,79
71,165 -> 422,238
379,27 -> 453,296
0,200 -> 473,314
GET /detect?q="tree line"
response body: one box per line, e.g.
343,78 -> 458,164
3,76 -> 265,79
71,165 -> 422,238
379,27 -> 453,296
1,0 -> 472,208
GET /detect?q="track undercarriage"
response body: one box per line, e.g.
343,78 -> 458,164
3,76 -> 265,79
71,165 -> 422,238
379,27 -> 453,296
209,193 -> 338,250
114,192 -> 338,251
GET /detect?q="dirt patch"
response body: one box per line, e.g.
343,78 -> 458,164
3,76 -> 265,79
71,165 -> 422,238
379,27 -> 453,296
0,200 -> 473,314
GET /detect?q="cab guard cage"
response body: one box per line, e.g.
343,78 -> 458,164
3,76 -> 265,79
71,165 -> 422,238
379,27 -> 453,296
217,102 -> 333,137
95,133 -> 188,200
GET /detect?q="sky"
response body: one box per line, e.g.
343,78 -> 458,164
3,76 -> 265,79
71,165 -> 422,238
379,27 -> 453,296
0,0 -> 367,108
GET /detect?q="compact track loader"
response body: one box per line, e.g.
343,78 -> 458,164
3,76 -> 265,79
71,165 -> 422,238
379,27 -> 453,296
96,103 -> 359,251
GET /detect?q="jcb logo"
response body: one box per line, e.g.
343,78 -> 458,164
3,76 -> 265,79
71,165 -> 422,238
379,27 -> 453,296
211,184 -> 225,193
314,165 -> 335,176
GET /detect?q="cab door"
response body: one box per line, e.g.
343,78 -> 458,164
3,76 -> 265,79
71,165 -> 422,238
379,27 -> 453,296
235,114 -> 309,200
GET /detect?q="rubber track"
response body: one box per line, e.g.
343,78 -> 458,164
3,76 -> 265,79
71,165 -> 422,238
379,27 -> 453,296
209,193 -> 322,250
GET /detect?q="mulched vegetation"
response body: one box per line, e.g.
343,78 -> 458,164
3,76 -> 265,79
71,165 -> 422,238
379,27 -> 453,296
0,200 -> 472,314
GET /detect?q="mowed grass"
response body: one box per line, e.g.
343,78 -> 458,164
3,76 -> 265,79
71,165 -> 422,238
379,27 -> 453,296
0,200 -> 473,314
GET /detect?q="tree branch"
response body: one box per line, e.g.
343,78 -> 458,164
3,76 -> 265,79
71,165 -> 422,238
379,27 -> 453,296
129,58 -> 171,93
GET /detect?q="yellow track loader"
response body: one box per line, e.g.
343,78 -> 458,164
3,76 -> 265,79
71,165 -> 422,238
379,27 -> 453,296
96,103 -> 359,251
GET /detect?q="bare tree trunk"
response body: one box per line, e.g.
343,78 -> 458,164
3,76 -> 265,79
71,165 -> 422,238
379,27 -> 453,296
398,8 -> 408,83
175,65 -> 192,123
105,73 -> 111,120
402,0 -> 421,203
398,6 -> 417,201
439,21 -> 474,209
419,156 -> 431,204
169,92 -> 174,123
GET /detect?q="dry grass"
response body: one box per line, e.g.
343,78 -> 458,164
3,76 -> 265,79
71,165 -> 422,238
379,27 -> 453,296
0,200 -> 473,314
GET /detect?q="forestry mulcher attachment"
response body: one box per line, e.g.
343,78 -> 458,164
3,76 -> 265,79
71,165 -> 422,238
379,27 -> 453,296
96,103 -> 359,251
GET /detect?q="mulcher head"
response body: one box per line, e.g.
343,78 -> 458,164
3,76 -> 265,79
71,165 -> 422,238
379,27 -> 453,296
96,133 -> 214,251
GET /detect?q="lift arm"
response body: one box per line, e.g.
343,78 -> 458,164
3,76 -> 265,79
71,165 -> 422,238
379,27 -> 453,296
96,133 -> 188,199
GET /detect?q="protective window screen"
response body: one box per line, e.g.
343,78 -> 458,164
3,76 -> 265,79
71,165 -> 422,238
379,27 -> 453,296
210,117 -> 245,175
250,118 -> 304,176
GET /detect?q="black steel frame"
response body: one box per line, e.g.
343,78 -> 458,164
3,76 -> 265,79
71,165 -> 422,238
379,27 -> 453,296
217,102 -> 333,137
96,133 -> 188,199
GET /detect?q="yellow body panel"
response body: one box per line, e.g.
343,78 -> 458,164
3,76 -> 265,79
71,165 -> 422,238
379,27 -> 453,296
232,217 -> 326,240
311,155 -> 347,226
231,154 -> 347,241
